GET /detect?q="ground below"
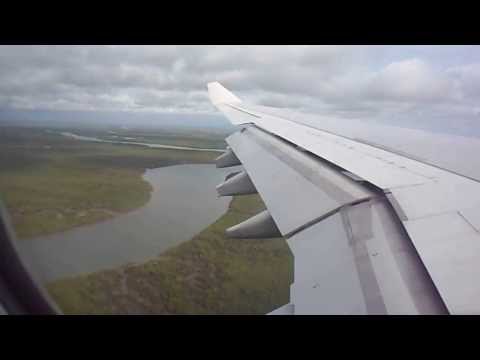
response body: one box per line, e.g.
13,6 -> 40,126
0,126 -> 220,239
48,194 -> 293,314
0,125 -> 293,314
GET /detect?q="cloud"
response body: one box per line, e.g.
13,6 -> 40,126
0,45 -> 480,127
366,58 -> 454,103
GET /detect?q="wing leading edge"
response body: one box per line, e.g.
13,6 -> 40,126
207,81 -> 480,315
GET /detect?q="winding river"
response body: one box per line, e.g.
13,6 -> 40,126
17,164 -> 234,283
60,132 -> 225,152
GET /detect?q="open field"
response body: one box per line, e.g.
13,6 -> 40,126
0,126 -> 220,239
0,124 -> 293,314
47,194 -> 294,314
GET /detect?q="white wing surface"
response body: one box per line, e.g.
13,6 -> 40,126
208,81 -> 480,315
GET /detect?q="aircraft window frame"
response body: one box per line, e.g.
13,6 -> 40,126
0,202 -> 59,315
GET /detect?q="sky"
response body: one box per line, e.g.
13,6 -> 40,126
1,45 -> 480,130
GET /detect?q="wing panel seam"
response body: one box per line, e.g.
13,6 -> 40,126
284,196 -> 378,239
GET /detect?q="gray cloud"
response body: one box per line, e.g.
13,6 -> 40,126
1,45 -> 480,127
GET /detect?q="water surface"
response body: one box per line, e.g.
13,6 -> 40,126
61,132 -> 224,152
17,164 -> 232,283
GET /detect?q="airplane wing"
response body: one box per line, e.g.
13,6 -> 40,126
208,81 -> 480,315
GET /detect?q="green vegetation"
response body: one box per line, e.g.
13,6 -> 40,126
0,125 -> 293,314
47,194 -> 293,314
0,126 -> 219,239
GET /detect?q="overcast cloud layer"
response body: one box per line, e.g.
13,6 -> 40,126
2,45 -> 480,128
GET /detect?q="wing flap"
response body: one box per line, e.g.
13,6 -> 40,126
403,212 -> 480,314
224,125 -> 375,237
286,198 -> 447,314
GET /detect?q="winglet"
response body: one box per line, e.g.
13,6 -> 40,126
207,82 -> 242,106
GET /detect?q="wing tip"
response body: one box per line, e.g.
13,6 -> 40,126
207,81 -> 242,106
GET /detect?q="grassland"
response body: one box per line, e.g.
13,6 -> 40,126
0,126 -> 220,239
47,194 -> 293,314
0,125 -> 293,314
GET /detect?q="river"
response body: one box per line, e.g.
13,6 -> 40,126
60,132 -> 225,152
16,164 -> 234,283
